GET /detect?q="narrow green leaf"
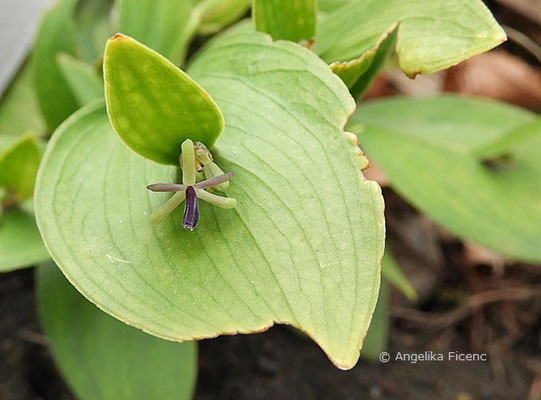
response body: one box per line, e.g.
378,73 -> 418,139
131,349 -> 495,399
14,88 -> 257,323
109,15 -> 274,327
36,31 -> 385,369
196,0 -> 251,34
382,250 -> 416,301
317,0 -> 506,77
33,0 -> 79,131
473,118 -> 541,161
361,281 -> 388,360
74,0 -> 114,64
0,208 -> 49,272
0,132 -> 41,203
349,96 -> 541,263
253,0 -> 317,42
104,34 -> 224,166
0,61 -> 46,137
57,54 -> 104,106
37,263 -> 197,400
118,0 -> 196,65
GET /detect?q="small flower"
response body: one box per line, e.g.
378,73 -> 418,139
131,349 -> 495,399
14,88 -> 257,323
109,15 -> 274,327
147,139 -> 236,230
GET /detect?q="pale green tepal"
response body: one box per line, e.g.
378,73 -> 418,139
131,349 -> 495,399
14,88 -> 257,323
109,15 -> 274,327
104,34 -> 224,166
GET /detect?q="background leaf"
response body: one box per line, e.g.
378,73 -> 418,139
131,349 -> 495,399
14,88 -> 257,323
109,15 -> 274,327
349,96 -> 541,263
316,0 -> 506,77
0,207 -> 49,272
253,0 -> 317,42
382,250 -> 416,301
117,0 -> 196,65
74,0 -> 114,64
196,0 -> 251,35
36,31 -> 385,369
330,25 -> 397,99
0,133 -> 41,203
361,280 -> 388,359
33,0 -> 79,131
37,262 -> 197,400
104,35 -> 224,165
0,62 -> 46,137
58,53 -> 103,106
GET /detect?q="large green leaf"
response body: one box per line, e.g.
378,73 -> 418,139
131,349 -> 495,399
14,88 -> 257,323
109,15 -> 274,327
0,133 -> 41,203
33,0 -> 79,131
35,31 -> 385,369
316,0 -> 506,77
118,0 -> 196,65
104,34 -> 224,166
349,96 -> 541,263
253,0 -> 317,42
0,207 -> 49,272
37,263 -> 197,400
0,62 -> 46,137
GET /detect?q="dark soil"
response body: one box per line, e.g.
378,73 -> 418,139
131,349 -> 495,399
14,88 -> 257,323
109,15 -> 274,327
1,191 -> 540,400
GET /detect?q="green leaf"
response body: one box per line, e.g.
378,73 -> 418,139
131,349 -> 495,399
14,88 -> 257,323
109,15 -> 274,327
74,0 -> 114,64
0,207 -> 49,272
382,250 -> 416,301
35,31 -> 385,369
196,0 -> 251,34
117,0 -> 196,65
316,0 -> 506,77
348,25 -> 397,99
58,54 -> 104,106
253,0 -> 317,42
104,34 -> 224,166
33,0 -> 79,131
37,263 -> 197,400
330,24 -> 397,99
361,280 -> 388,360
318,0 -> 352,13
0,61 -> 46,137
0,133 -> 41,203
330,51 -> 375,89
349,96 -> 541,263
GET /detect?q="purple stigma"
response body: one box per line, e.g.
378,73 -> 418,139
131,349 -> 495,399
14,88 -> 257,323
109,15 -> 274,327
182,186 -> 199,231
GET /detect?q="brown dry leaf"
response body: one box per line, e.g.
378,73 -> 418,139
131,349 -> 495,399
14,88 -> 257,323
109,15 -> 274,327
443,50 -> 541,111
